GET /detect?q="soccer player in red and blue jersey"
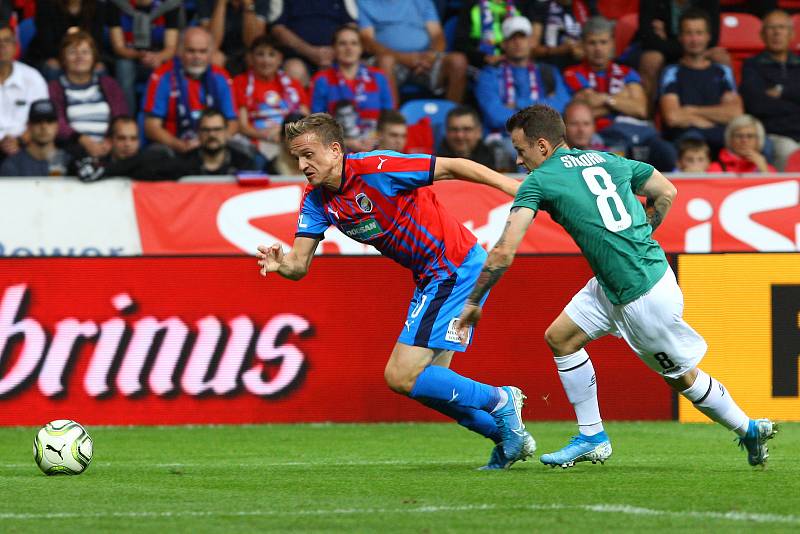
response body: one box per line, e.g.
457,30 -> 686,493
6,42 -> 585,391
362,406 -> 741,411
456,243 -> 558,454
256,113 -> 534,469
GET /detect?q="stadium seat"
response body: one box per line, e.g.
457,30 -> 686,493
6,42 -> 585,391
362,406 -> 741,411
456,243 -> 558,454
16,17 -> 35,55
719,12 -> 763,56
784,149 -> 800,172
400,99 -> 457,149
792,15 -> 800,52
615,12 -> 638,58
597,0 -> 637,20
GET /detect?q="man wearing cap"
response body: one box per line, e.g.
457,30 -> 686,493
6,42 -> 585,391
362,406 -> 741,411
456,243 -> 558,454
0,21 -> 49,163
0,99 -> 71,177
475,15 -> 570,163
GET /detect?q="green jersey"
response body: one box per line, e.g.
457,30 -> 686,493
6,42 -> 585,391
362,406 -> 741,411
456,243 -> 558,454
512,147 -> 668,305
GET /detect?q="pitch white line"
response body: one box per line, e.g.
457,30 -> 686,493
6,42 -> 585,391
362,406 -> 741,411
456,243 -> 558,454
0,504 -> 797,525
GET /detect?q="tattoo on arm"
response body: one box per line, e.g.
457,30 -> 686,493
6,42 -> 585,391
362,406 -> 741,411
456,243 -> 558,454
467,264 -> 509,304
647,197 -> 669,231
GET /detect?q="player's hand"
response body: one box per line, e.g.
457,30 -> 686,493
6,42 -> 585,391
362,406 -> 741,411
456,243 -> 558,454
256,243 -> 284,276
455,303 -> 482,345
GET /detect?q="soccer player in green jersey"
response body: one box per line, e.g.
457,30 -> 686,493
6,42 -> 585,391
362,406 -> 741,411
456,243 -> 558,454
457,104 -> 777,468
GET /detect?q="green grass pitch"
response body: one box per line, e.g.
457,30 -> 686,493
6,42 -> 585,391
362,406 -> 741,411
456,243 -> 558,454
1,422 -> 798,532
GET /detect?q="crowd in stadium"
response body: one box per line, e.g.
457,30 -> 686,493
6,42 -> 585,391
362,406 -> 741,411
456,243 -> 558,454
0,0 -> 798,180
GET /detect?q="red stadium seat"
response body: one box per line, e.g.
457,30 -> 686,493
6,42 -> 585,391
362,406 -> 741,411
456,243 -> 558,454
792,14 -> 800,52
719,12 -> 764,56
779,0 -> 800,11
598,0 -> 637,20
784,149 -> 800,172
615,12 -> 638,56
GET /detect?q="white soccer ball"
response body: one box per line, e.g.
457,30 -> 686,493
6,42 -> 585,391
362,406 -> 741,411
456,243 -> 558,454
33,420 -> 93,475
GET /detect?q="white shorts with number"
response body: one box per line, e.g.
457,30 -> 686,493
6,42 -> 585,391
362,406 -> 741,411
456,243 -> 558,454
564,266 -> 707,379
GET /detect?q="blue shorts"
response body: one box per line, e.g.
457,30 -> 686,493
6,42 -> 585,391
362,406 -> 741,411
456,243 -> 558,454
397,244 -> 489,352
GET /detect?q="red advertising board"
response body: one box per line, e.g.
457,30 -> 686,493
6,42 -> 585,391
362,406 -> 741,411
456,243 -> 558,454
132,178 -> 800,255
0,256 -> 671,426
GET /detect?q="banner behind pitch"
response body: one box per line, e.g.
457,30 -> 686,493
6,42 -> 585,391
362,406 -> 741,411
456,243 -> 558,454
0,256 -> 670,425
678,253 -> 800,422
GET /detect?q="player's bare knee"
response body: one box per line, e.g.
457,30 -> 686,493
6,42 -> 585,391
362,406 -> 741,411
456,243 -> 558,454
544,326 -> 578,354
383,364 -> 414,395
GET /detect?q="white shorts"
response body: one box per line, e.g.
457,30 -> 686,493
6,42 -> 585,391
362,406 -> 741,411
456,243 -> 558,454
564,266 -> 707,379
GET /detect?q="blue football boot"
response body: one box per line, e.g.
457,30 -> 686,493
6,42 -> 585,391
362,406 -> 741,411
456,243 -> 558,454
738,419 -> 778,467
491,386 -> 528,461
540,431 -> 612,469
478,431 -> 537,470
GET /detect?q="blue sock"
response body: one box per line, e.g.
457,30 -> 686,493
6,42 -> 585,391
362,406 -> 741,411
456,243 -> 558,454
409,365 -> 500,412
420,399 -> 501,443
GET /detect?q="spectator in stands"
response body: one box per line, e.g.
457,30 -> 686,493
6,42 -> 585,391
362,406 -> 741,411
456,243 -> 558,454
0,99 -> 71,177
272,0 -> 357,87
267,111 -> 305,175
475,16 -> 569,162
565,16 -> 676,170
436,105 -> 498,169
143,27 -> 238,155
707,114 -> 776,173
564,99 -> 608,151
108,0 -> 181,114
453,0 -> 540,70
740,9 -> 800,171
635,1 -> 728,106
234,35 -> 309,163
375,110 -> 407,152
26,0 -> 109,80
311,25 -> 393,153
72,116 -> 193,180
659,8 -> 743,155
531,0 -> 593,70
170,109 -> 257,176
198,0 -> 269,77
0,22 -> 49,161
675,137 -> 711,172
49,31 -> 129,160
358,0 -> 468,104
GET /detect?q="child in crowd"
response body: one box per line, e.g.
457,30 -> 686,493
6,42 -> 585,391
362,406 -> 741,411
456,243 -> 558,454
676,138 -> 711,173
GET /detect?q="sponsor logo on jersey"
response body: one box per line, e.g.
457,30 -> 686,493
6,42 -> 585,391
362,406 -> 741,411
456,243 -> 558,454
355,193 -> 373,213
340,218 -> 383,241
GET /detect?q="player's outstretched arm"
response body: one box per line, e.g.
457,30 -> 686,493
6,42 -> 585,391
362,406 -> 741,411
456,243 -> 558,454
433,157 -> 520,197
456,207 -> 535,339
637,170 -> 678,232
256,236 -> 320,281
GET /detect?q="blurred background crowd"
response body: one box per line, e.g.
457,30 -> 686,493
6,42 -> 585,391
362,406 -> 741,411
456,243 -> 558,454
0,0 -> 798,181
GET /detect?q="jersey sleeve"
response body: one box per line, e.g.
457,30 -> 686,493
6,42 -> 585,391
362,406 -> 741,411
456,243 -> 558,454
623,155 -> 656,192
355,152 -> 435,193
295,187 -> 329,240
511,172 -> 543,214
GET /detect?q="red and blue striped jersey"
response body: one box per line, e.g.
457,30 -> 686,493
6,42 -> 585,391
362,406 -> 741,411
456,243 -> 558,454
296,151 -> 478,287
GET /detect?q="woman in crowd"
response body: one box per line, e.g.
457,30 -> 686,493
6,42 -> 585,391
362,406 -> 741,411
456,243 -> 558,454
48,31 -> 129,159
707,114 -> 776,173
233,35 -> 309,164
310,25 -> 393,153
26,0 -> 108,79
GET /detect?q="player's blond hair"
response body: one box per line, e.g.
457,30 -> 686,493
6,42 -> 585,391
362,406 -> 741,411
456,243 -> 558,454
285,113 -> 345,149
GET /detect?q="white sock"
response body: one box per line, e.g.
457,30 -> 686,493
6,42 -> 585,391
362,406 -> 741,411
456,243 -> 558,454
680,369 -> 750,436
555,349 -> 604,436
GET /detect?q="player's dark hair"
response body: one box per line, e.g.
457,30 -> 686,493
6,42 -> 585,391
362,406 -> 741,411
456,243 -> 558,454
679,7 -> 712,34
677,137 -> 710,158
285,112 -> 346,149
106,115 -> 137,138
506,104 -> 566,146
446,105 -> 482,128
377,109 -> 406,131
